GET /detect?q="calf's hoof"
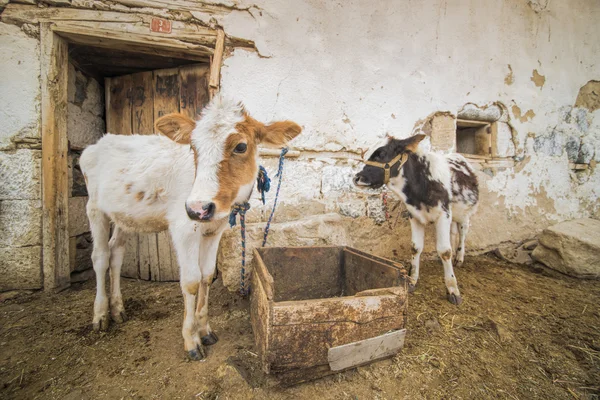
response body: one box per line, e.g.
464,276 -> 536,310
93,315 -> 110,331
447,292 -> 463,305
201,332 -> 219,346
111,311 -> 128,324
408,283 -> 417,293
187,345 -> 206,361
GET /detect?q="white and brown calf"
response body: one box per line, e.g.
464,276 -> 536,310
354,134 -> 479,305
80,96 -> 301,359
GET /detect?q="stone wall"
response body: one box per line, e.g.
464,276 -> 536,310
0,22 -> 43,291
67,63 -> 105,281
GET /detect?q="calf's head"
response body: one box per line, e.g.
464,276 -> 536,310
354,134 -> 426,189
155,97 -> 302,222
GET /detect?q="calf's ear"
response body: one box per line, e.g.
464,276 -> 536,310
405,134 -> 427,153
257,121 -> 302,147
155,113 -> 196,144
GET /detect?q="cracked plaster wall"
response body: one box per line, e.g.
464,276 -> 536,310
213,0 -> 600,290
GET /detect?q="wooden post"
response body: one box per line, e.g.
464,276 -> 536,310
209,28 -> 225,100
41,23 -> 70,291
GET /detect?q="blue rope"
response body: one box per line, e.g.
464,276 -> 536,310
256,166 -> 271,205
229,147 -> 289,296
262,148 -> 288,247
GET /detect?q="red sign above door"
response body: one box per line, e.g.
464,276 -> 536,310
151,18 -> 172,34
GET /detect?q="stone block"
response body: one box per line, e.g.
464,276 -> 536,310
0,149 -> 41,200
532,218 -> 600,279
565,136 -> 581,162
533,129 -> 564,157
69,196 -> 89,237
458,104 -> 502,122
0,22 -> 41,151
430,114 -> 456,153
578,142 -> 594,164
0,200 -> 42,247
67,103 -> 105,150
68,152 -> 87,197
70,233 -> 93,272
0,245 -> 42,290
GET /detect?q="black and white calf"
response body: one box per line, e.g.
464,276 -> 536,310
354,134 -> 479,305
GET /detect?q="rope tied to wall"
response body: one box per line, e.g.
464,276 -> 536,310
229,147 -> 289,296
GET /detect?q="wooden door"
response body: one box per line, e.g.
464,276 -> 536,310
105,64 -> 210,281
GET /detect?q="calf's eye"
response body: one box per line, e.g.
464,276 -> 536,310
234,143 -> 247,154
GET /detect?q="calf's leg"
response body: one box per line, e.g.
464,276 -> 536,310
435,215 -> 462,305
196,228 -> 226,346
171,227 -> 205,360
454,217 -> 470,267
88,203 -> 111,331
108,226 -> 127,323
408,217 -> 425,292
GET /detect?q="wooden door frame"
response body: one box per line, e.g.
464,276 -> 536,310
40,21 -> 225,291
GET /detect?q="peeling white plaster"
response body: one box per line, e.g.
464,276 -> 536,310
0,22 -> 40,151
220,0 -> 600,225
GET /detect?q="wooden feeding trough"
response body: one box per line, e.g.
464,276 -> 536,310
250,246 -> 408,385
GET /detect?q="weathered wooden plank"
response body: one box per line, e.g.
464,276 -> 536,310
131,71 -> 154,135
106,74 -> 140,279
328,329 -> 406,371
250,267 -> 272,373
105,75 -> 132,135
179,64 -> 210,119
139,234 -> 159,281
208,29 -> 225,99
52,25 -> 211,62
156,230 -> 178,281
272,294 -> 406,326
343,248 -> 405,296
270,293 -> 407,370
3,4 -> 217,47
153,67 -> 180,281
456,119 -> 490,128
41,23 -> 70,291
252,249 -> 274,301
122,234 -> 140,279
269,316 -> 405,371
153,67 -> 180,119
127,71 -> 155,280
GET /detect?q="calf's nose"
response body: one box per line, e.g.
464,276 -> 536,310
186,201 -> 216,221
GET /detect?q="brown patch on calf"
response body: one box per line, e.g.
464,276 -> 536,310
183,281 -> 199,295
441,250 -> 452,261
135,191 -> 145,202
125,183 -> 133,194
212,114 -> 302,213
155,113 -> 196,144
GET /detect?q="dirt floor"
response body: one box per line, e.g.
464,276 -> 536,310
1,254 -> 599,400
